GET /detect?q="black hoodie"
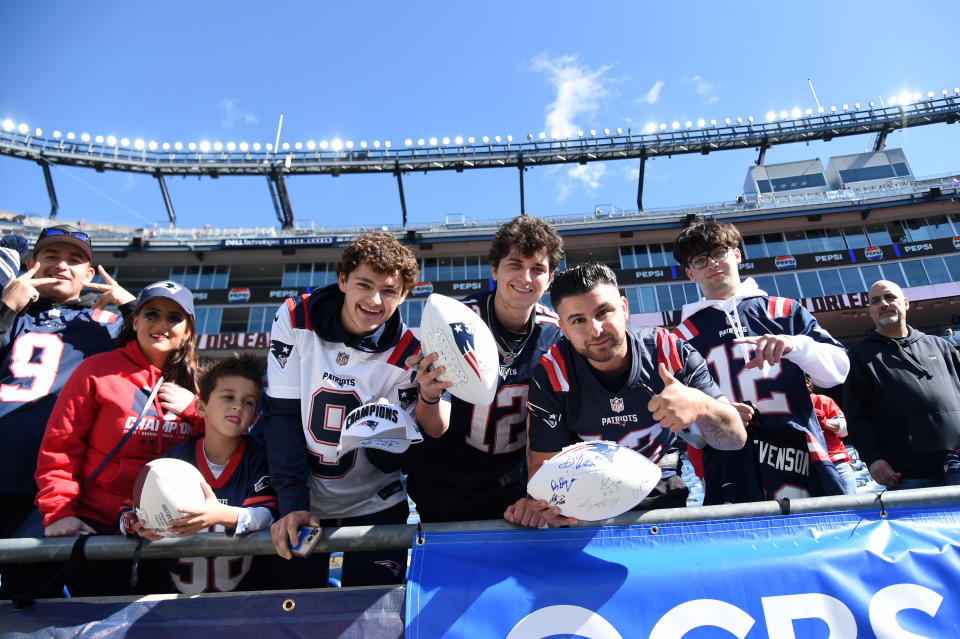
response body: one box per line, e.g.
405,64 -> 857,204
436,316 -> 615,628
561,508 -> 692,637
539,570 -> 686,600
843,326 -> 960,478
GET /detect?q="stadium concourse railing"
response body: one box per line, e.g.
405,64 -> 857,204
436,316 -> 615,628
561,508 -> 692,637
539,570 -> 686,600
1,486 -> 959,564
2,173 -> 958,249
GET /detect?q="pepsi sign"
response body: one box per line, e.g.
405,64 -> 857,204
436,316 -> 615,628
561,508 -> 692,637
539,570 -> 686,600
228,287 -> 251,303
774,255 -> 797,270
412,282 -> 434,297
865,247 -> 883,261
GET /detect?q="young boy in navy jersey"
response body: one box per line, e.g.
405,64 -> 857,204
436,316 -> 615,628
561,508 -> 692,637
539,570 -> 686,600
673,220 -> 849,504
127,355 -> 277,594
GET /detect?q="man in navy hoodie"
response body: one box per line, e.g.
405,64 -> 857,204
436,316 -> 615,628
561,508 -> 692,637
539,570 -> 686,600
844,280 -> 960,489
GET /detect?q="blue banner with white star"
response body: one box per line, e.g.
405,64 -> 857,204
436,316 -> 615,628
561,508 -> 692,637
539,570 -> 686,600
405,507 -> 960,638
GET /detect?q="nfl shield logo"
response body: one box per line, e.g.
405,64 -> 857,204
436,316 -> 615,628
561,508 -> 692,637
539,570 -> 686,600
610,397 -> 625,413
336,351 -> 350,366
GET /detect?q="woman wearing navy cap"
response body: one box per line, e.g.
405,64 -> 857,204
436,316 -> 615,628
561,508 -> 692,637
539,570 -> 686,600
32,281 -> 202,595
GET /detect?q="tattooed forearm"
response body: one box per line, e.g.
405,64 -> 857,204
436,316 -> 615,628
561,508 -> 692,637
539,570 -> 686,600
696,404 -> 747,451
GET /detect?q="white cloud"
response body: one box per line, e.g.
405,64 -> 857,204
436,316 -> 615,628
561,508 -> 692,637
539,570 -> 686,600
557,163 -> 607,201
220,98 -> 259,128
637,80 -> 665,105
531,54 -> 612,139
689,75 -> 720,104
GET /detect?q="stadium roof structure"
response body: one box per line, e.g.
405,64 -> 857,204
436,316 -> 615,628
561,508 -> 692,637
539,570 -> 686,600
2,92 -> 959,228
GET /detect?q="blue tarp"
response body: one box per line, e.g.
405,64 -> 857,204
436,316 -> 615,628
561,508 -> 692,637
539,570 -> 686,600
406,507 -> 960,638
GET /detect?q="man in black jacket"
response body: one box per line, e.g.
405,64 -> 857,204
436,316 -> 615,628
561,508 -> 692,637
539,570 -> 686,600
843,280 -> 960,489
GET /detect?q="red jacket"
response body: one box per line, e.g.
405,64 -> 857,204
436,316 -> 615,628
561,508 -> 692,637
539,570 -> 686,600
810,393 -> 851,465
35,340 -> 202,528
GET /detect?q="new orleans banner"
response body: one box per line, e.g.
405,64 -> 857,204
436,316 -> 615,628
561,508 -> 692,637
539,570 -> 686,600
406,507 -> 960,638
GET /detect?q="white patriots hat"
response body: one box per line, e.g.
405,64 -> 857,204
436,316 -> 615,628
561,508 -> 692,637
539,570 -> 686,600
336,402 -> 422,458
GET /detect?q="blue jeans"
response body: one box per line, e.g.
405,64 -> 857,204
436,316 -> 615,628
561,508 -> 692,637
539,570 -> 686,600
834,461 -> 858,495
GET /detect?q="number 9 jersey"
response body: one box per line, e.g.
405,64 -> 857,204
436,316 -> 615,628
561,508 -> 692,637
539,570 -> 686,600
0,299 -> 123,497
262,285 -> 420,520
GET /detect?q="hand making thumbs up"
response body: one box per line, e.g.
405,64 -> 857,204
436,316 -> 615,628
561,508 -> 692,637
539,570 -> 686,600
647,363 -> 711,432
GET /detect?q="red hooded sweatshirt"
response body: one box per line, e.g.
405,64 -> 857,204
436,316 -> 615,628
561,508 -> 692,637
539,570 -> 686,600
35,339 -> 202,529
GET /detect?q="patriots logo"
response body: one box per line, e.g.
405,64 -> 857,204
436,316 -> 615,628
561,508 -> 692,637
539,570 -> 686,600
270,340 -> 293,369
398,386 -> 417,410
146,280 -> 182,293
373,559 -> 403,578
610,397 -> 625,413
354,419 -> 380,430
336,351 -> 350,366
450,322 -> 481,380
253,475 -> 271,492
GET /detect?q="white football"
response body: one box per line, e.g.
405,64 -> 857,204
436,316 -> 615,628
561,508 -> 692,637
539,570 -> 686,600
132,458 -> 206,538
527,441 -> 663,521
419,293 -> 498,406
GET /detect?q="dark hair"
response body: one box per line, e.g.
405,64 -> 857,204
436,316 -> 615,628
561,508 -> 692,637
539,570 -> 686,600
118,313 -> 199,393
335,232 -> 419,292
488,215 -> 564,273
673,221 -> 742,266
549,262 -> 619,310
197,354 -> 265,403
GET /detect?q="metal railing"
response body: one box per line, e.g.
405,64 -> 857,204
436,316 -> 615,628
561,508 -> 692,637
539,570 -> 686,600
2,486 -> 957,563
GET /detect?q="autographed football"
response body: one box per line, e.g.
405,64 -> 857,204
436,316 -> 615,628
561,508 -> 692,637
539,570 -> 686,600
527,441 -> 662,521
132,458 -> 206,538
419,293 -> 498,406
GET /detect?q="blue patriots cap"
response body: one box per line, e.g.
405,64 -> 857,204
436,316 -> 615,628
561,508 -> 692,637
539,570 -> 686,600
135,280 -> 195,320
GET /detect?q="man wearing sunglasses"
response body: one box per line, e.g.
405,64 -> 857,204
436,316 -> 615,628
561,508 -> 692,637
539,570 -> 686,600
0,225 -> 135,544
672,221 -> 849,505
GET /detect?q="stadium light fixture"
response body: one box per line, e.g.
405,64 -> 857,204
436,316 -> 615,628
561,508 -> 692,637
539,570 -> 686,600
266,143 -> 274,151
467,137 -> 475,143
81,133 -> 91,142
645,122 -> 656,133
617,127 -> 622,135
148,141 -> 158,150
506,135 -> 513,142
228,142 -> 237,151
672,121 -> 680,130
188,142 -> 196,151
95,135 -> 104,144
887,96 -> 897,106
766,112 -> 776,122
684,121 -> 692,128
527,133 -> 534,141
306,140 -> 315,150
18,123 -> 29,134
942,89 -> 948,96
372,140 -> 380,148
35,128 -> 42,136
106,135 -> 117,146
162,142 -> 170,151
927,91 -> 935,98
214,142 -> 224,151
495,136 -> 502,143
174,142 -> 183,150
482,136 -> 490,143
293,142 -> 302,150
869,101 -> 875,107
405,138 -> 413,147
418,138 -> 425,146
747,116 -> 754,123
456,136 -> 464,144
53,130 -> 61,139
199,141 -> 210,152
659,123 -> 667,131
954,87 -> 960,94
332,139 -> 343,151
345,141 -> 354,149
842,104 -> 849,111
1,119 -> 13,132
120,137 -> 129,146
281,142 -> 289,151
854,103 -> 860,110
589,129 -> 596,136
697,118 -> 705,128
67,132 -> 76,140
429,137 -> 437,146
724,118 -> 731,125
778,110 -> 788,120
913,92 -> 921,101
791,108 -> 801,118
830,106 -> 837,112
384,140 -> 392,149
441,136 -> 449,145
577,130 -> 583,137
898,92 -> 911,105
603,128 -> 610,135
253,142 -> 261,151
804,108 -> 813,116
710,119 -> 717,126
134,139 -> 145,150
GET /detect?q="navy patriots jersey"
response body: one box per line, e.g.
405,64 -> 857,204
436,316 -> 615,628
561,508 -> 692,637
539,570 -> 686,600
406,290 -> 562,521
162,434 -> 278,594
675,288 -> 847,503
0,297 -> 122,495
528,327 -> 723,477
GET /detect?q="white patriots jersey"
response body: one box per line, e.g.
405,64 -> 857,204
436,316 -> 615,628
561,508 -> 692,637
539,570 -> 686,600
267,294 -> 419,518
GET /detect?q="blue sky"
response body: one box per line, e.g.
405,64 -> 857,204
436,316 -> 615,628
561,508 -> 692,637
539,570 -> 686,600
1,1 -> 958,230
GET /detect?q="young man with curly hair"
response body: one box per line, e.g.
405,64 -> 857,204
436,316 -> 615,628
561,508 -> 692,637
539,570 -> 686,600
262,232 -> 420,587
411,215 -> 566,522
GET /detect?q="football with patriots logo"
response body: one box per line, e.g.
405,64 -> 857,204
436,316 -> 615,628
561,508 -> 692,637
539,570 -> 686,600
419,293 -> 498,405
132,458 -> 206,538
527,441 -> 662,521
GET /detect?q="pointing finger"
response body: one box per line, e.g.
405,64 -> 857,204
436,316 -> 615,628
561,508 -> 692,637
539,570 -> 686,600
28,277 -> 59,287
